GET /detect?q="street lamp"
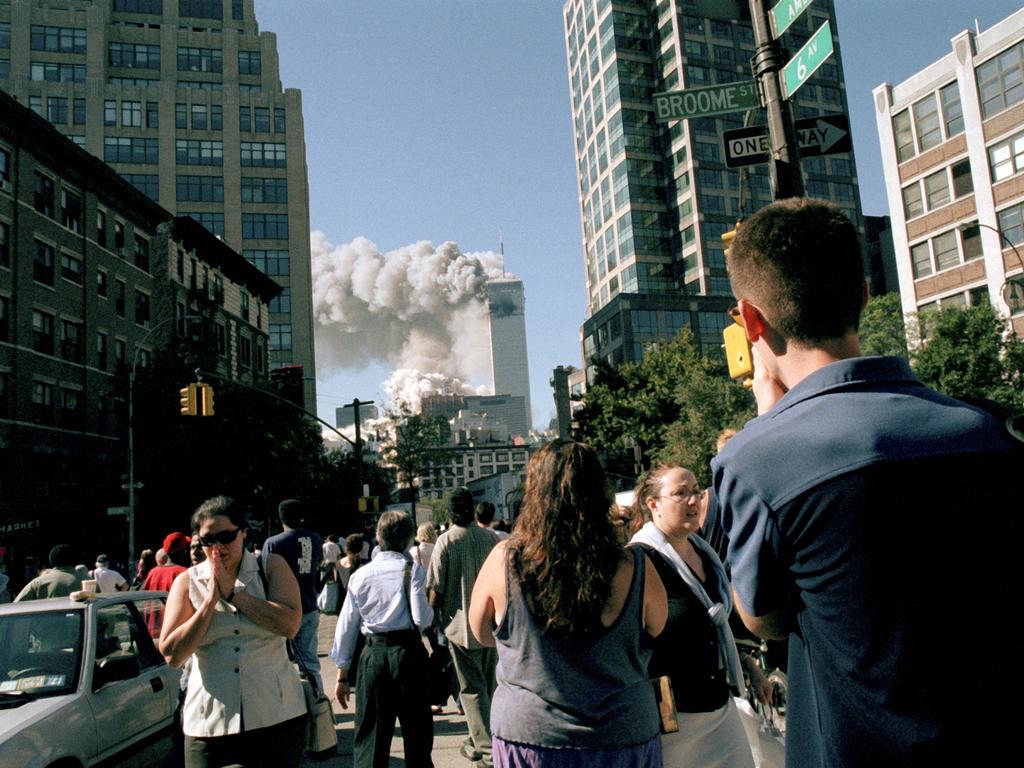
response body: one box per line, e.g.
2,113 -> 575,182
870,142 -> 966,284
961,221 -> 1024,314
127,313 -> 199,569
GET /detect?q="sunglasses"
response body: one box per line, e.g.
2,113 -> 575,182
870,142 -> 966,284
197,527 -> 241,548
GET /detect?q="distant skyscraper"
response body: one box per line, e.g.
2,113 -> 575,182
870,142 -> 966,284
0,0 -> 316,405
487,277 -> 532,432
563,0 -> 865,381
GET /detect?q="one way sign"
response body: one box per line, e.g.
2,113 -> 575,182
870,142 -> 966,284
722,113 -> 852,168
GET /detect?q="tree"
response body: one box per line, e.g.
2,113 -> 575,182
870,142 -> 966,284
573,330 -> 754,487
910,302 -> 1024,411
859,292 -> 908,358
380,411 -> 454,506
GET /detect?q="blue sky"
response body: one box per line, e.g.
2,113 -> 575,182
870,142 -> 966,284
255,0 -> 1023,428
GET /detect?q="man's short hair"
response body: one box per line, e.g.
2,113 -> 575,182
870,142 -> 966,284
448,488 -> 476,526
278,498 -> 304,528
48,544 -> 73,568
376,511 -> 415,553
728,198 -> 864,344
475,501 -> 496,526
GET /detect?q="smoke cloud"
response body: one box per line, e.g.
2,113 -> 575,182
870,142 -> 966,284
311,232 -> 509,411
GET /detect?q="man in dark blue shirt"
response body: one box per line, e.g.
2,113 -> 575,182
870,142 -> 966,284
713,199 -> 1016,767
264,498 -> 323,690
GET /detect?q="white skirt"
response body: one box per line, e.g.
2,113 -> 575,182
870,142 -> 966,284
661,697 -> 755,768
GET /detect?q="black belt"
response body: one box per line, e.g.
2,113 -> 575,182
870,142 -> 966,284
365,629 -> 419,646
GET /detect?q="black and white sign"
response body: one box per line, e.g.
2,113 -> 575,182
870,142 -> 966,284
722,113 -> 852,168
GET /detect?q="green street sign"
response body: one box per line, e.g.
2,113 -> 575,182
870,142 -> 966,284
782,20 -> 834,99
653,81 -> 760,122
771,0 -> 815,37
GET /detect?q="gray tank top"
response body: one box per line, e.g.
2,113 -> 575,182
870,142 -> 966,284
491,547 -> 659,749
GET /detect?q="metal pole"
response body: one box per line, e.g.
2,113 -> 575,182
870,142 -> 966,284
748,0 -> 804,199
966,222 -> 1024,313
352,398 -> 364,495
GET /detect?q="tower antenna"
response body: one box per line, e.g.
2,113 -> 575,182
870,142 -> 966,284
499,230 -> 506,276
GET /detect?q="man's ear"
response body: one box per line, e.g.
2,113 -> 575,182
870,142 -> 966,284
737,299 -> 767,342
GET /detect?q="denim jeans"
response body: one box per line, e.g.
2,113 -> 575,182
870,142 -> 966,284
294,609 -> 322,692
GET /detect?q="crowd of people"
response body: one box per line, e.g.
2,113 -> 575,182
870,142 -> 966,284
6,199 -> 1018,767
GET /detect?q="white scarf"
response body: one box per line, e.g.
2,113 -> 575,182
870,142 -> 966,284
631,521 -> 747,698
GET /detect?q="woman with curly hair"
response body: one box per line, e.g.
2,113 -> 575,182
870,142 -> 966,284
469,441 -> 667,767
631,463 -> 754,768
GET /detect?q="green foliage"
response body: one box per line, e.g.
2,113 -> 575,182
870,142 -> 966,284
910,302 -> 1024,411
573,329 -> 754,487
381,411 -> 455,506
859,292 -> 908,359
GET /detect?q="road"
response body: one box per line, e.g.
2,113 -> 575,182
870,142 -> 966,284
301,614 -> 473,768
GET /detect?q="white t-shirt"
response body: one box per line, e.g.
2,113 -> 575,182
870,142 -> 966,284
322,540 -> 341,564
93,566 -> 126,593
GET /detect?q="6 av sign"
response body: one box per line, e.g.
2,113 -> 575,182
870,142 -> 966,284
782,20 -> 834,99
653,81 -> 760,122
722,113 -> 852,168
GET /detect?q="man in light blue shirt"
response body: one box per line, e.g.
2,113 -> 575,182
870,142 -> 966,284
330,510 -> 434,768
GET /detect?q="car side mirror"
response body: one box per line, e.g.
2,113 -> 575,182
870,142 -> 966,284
93,655 -> 141,690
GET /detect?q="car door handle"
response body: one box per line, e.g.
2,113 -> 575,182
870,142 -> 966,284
149,677 -> 164,693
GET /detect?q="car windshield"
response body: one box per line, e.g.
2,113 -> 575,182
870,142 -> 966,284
0,610 -> 83,698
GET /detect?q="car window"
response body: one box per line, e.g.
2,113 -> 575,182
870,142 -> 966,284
0,610 -> 82,697
127,598 -> 166,670
96,602 -> 163,671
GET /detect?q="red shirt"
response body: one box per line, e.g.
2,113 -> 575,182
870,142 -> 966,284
143,564 -> 186,592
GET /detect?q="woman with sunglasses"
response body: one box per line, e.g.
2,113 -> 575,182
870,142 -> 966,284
631,464 -> 754,768
159,496 -> 307,768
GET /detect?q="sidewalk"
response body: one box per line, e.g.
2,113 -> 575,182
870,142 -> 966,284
301,614 -> 473,768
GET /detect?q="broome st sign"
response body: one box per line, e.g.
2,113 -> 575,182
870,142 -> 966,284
653,81 -> 760,122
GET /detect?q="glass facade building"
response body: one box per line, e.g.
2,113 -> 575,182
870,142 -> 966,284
563,0 -> 864,380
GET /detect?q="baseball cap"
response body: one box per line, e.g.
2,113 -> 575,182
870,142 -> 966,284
163,532 -> 191,555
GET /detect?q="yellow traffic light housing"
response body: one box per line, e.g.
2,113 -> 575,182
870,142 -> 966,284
198,382 -> 215,416
179,383 -> 198,416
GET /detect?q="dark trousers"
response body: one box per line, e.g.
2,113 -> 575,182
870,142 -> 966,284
184,714 -> 305,768
355,631 -> 434,768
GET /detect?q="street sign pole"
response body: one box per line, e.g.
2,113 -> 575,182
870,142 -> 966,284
749,0 -> 804,199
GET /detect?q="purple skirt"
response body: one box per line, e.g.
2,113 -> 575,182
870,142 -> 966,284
493,735 -> 662,768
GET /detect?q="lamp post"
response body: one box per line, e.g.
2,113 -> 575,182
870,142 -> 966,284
127,313 -> 199,569
963,221 -> 1024,315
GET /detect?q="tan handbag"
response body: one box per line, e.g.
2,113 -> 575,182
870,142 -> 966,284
653,675 -> 679,734
301,675 -> 338,755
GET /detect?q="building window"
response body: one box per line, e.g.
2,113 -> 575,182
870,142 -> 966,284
923,169 -> 950,210
951,159 -> 973,198
34,241 -> 55,285
940,81 -> 963,138
269,286 -> 290,313
998,202 -> 1024,247
60,189 -> 83,232
244,249 -> 289,276
179,211 -> 225,237
175,103 -> 187,129
990,129 -> 1024,182
109,42 -> 161,69
911,226 -> 985,279
240,142 -> 286,167
60,319 -> 83,362
269,323 -> 292,351
274,108 -> 286,132
0,295 -> 8,341
180,0 -> 223,20
913,94 -> 941,153
239,50 -> 261,75
30,25 -> 86,53
239,106 -> 251,132
115,338 -> 127,366
135,290 -> 150,326
0,221 -> 8,268
932,231 -> 959,272
105,100 -> 117,126
0,147 -> 10,187
104,137 -> 159,164
242,213 -> 289,239
97,211 -> 108,247
121,100 -> 142,127
115,280 -> 126,317
213,274 -> 224,304
175,139 -> 223,166
114,0 -> 165,12
241,176 -> 287,203
123,174 -> 159,200
32,310 -> 55,354
177,175 -> 224,202
97,269 -> 108,297
134,235 -> 150,272
34,173 -> 54,217
977,41 -> 1024,119
961,224 -> 983,262
32,381 -> 55,425
254,108 -> 270,132
239,334 -> 252,368
893,109 -> 914,162
240,291 -> 250,322
146,101 -> 159,128
115,220 -> 125,252
215,322 -> 226,354
902,183 -> 923,219
177,46 -> 222,73
60,252 -> 83,284
47,97 -> 69,125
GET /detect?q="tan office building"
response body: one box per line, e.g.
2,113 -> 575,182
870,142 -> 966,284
874,9 -> 1024,335
0,0 -> 315,403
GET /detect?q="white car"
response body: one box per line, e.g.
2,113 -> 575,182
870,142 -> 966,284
0,591 -> 181,768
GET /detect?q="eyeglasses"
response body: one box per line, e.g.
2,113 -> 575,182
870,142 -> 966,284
658,489 -> 703,502
197,528 -> 241,548
727,303 -> 744,328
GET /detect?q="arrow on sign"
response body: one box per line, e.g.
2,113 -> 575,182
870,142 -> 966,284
797,118 -> 846,153
722,113 -> 852,168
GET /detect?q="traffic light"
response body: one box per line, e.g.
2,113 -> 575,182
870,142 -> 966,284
179,383 -> 198,416
721,219 -> 742,254
198,382 -> 215,416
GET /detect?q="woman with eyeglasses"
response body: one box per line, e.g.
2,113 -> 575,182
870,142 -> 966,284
468,441 -> 668,767
159,496 -> 307,768
631,464 -> 754,768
